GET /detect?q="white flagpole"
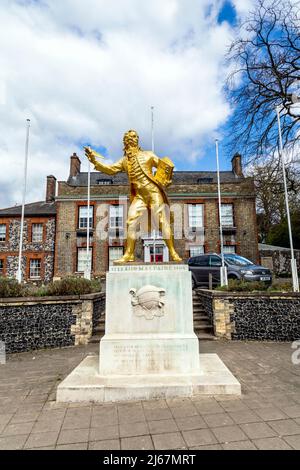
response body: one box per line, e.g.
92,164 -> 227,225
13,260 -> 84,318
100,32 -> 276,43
84,158 -> 91,280
151,106 -> 154,153
276,106 -> 299,292
215,139 -> 228,287
17,119 -> 30,284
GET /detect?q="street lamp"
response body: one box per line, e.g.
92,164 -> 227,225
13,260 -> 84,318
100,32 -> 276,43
276,97 -> 300,292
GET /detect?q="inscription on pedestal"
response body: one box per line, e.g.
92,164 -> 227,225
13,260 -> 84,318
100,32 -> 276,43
112,343 -> 188,371
110,264 -> 187,272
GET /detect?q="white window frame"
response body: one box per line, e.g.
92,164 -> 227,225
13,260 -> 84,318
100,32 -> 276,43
188,204 -> 204,229
78,206 -> 93,229
109,205 -> 124,229
109,246 -> 124,265
189,245 -> 204,257
0,259 -> 4,275
77,247 -> 92,272
29,259 -> 41,279
221,204 -> 234,226
32,223 -> 43,242
223,245 -> 236,254
0,224 -> 6,242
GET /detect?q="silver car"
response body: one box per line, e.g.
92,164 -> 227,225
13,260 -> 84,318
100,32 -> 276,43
188,253 -> 272,288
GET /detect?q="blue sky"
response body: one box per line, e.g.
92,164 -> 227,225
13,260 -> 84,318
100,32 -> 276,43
0,0 -> 252,207
218,1 -> 237,25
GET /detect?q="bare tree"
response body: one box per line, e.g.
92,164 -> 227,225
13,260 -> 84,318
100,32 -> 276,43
248,158 -> 300,241
226,0 -> 300,162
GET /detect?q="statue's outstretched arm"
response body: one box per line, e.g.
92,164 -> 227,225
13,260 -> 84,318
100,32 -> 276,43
84,147 -> 124,175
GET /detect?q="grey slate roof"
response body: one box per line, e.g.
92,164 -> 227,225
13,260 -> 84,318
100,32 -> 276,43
0,201 -> 56,217
67,170 -> 243,187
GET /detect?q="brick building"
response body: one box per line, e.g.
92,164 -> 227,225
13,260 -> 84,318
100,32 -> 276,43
54,153 -> 258,278
0,176 -> 56,282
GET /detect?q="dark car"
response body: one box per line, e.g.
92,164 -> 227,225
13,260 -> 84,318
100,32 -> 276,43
188,253 -> 272,289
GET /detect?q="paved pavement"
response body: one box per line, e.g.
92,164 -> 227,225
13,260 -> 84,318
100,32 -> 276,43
0,341 -> 300,450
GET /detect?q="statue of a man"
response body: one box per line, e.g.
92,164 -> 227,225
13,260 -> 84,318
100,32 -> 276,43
85,130 -> 182,264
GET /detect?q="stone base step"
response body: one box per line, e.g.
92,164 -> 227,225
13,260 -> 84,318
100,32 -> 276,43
197,332 -> 218,341
89,335 -> 103,344
194,326 -> 214,333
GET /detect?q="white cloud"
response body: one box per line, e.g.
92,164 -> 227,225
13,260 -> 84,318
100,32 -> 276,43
0,0 -> 249,207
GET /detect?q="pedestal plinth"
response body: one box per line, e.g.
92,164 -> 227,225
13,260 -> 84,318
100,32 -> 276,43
57,264 -> 241,402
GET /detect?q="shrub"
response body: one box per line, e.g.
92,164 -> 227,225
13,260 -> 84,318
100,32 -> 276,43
269,281 -> 293,292
216,279 -> 269,292
0,277 -> 29,298
32,276 -> 102,297
0,276 -> 102,298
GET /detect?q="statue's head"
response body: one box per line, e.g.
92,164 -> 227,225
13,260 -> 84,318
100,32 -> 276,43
123,130 -> 139,150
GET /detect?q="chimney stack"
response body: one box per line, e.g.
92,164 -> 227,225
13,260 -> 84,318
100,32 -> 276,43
231,153 -> 243,177
46,175 -> 57,202
69,153 -> 81,178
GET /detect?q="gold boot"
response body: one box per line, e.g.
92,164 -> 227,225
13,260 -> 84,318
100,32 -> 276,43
114,235 -> 135,264
169,250 -> 182,262
114,253 -> 135,264
165,237 -> 182,262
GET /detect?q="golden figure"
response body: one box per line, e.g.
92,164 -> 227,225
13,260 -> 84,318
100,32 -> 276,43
85,130 -> 182,264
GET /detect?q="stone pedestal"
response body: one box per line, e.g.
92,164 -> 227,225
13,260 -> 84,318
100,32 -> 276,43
100,264 -> 200,377
57,264 -> 240,402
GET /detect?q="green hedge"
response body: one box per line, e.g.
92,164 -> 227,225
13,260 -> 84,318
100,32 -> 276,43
0,276 -> 102,298
216,279 -> 293,292
0,277 -> 28,298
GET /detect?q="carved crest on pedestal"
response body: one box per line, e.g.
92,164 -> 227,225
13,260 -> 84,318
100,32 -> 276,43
129,285 -> 166,320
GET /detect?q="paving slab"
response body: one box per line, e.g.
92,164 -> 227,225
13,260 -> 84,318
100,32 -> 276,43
283,434 -> 300,450
182,428 -> 218,447
254,437 -> 293,450
211,425 -> 248,443
121,435 -> 154,450
152,432 -> 186,450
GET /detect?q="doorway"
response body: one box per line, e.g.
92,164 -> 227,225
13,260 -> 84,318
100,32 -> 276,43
150,245 -> 164,263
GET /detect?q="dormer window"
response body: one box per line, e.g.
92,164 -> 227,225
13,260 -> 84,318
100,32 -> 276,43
97,178 -> 112,185
197,177 -> 213,184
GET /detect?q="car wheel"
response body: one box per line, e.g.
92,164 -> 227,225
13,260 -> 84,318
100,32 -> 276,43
192,278 -> 196,289
228,274 -> 238,280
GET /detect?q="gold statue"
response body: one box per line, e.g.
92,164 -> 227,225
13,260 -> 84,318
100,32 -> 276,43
85,130 -> 182,264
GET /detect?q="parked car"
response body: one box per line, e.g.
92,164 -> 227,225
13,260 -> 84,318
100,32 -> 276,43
188,253 -> 272,289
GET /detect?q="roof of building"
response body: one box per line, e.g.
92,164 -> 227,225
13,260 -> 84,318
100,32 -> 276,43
0,201 -> 56,217
67,170 -> 244,187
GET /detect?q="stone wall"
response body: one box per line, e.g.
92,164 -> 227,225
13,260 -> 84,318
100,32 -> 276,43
198,290 -> 300,341
0,292 -> 104,353
259,247 -> 300,276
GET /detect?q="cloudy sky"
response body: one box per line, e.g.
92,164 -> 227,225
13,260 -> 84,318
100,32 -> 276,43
0,0 -> 254,208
